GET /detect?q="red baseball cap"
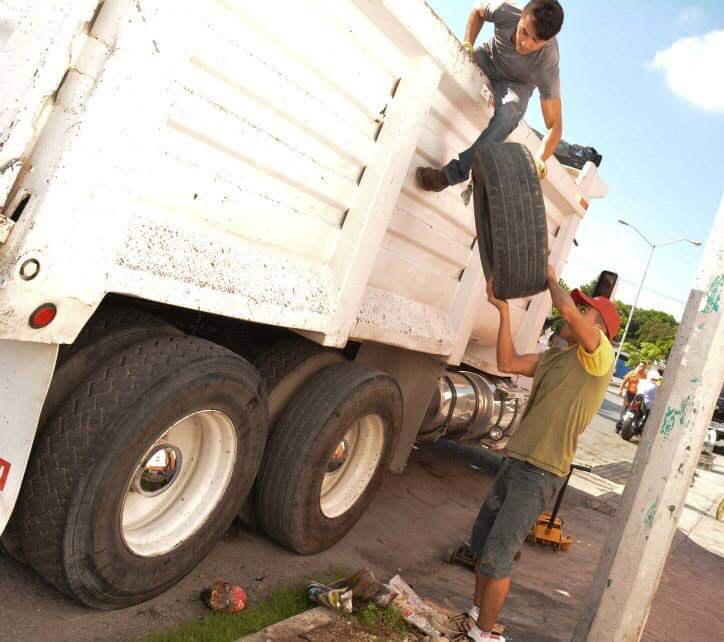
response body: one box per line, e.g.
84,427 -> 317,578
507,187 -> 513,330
570,289 -> 621,340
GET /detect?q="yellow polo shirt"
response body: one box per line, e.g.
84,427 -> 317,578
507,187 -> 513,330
505,330 -> 615,476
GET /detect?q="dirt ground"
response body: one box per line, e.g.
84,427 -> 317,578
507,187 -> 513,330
1,387 -> 723,642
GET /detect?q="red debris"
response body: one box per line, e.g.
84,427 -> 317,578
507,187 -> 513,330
200,581 -> 248,613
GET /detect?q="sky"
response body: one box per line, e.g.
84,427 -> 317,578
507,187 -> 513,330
426,0 -> 724,320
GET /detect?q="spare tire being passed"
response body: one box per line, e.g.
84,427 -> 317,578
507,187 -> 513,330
472,142 -> 548,300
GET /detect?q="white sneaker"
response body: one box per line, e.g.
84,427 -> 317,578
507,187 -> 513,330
468,623 -> 506,642
467,604 -> 480,621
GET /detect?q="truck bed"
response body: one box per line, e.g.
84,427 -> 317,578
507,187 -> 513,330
0,0 -> 606,374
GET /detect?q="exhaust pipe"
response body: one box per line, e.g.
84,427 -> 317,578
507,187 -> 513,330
419,371 -> 528,443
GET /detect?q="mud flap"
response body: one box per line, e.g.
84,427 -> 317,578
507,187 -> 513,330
354,342 -> 446,473
0,339 -> 58,533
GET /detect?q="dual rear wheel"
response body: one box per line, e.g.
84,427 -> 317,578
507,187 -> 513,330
7,311 -> 401,608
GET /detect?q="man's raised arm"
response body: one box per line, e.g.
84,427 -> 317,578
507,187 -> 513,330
536,97 -> 563,165
546,265 -> 601,353
463,4 -> 487,53
487,280 -> 540,377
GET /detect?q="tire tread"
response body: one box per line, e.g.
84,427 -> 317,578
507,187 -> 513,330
257,362 -> 401,553
18,335 -> 263,604
472,143 -> 548,300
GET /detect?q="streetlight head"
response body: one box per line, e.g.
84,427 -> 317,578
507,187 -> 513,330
688,240 -> 702,247
617,219 -> 629,226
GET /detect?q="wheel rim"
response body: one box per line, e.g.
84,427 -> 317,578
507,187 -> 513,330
121,410 -> 237,557
320,414 -> 385,519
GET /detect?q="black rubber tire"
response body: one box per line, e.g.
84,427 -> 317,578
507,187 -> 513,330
254,336 -> 345,425
17,335 -> 267,609
0,533 -> 26,565
472,142 -> 548,300
2,305 -> 181,566
621,417 -> 636,442
239,338 -> 344,526
43,304 -> 183,426
257,362 -> 402,554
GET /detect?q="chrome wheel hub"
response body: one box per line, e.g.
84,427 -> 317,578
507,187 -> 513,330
121,410 -> 237,557
131,443 -> 183,497
320,414 -> 385,519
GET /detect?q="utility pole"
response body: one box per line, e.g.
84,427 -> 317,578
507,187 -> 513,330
613,220 -> 701,368
573,195 -> 724,642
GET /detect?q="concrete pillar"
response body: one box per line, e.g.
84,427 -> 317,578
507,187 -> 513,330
572,194 -> 724,642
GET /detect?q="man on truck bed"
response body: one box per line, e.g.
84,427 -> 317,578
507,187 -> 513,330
417,0 -> 563,191
464,268 -> 620,642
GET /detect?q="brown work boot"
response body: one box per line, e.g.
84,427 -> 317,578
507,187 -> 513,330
416,166 -> 449,192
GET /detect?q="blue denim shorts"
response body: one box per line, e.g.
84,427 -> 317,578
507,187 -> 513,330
471,458 -> 566,578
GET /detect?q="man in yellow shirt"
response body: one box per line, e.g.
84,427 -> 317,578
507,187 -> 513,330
465,266 -> 619,642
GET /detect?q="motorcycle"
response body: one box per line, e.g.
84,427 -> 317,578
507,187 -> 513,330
618,393 -> 649,442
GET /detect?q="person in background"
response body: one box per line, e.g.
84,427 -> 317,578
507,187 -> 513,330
617,363 -> 647,431
636,370 -> 662,416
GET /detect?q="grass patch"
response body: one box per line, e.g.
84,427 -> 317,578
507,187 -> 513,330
138,567 -> 349,642
353,603 -> 413,638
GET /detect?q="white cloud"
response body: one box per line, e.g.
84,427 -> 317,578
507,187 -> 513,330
678,5 -> 703,23
647,29 -> 724,111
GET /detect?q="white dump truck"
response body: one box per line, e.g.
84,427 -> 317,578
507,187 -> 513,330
0,0 -> 607,608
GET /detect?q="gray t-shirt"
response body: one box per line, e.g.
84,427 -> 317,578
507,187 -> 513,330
476,1 -> 560,99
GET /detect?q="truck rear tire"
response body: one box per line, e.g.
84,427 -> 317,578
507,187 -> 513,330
472,142 -> 548,300
42,303 -> 183,425
3,304 -> 181,567
257,362 -> 402,554
0,532 -> 26,565
17,335 -> 267,609
254,336 -> 344,425
238,337 -> 344,526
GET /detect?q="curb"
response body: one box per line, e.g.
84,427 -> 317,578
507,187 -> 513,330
236,606 -> 340,642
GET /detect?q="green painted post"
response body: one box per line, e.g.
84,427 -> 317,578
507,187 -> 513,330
573,194 -> 724,642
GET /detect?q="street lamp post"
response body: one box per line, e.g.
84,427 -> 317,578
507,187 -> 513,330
613,219 -> 701,369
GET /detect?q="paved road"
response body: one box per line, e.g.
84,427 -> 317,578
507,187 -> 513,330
1,386 -> 722,642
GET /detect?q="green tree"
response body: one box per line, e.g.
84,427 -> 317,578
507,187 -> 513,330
641,342 -> 667,364
622,341 -> 640,367
628,309 -> 678,344
624,341 -> 668,367
613,301 -> 631,343
638,317 -> 677,346
658,337 -> 675,358
611,303 -> 678,347
579,279 -> 598,297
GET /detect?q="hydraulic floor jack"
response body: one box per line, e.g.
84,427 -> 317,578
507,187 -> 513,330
526,463 -> 592,551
